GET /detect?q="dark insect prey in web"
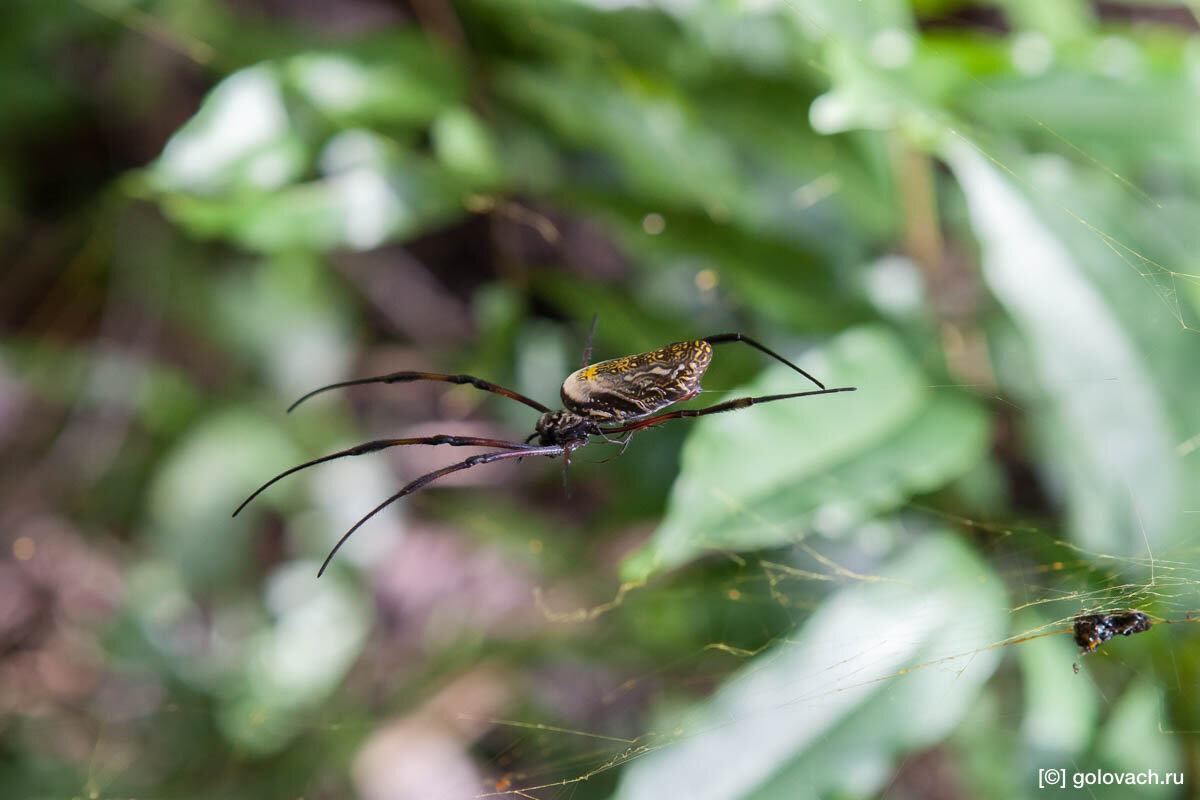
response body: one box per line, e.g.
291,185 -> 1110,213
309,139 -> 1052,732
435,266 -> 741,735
1073,610 -> 1152,657
233,317 -> 856,577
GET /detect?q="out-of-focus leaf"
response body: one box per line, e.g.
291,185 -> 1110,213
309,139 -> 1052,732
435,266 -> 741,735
1098,680 -> 1182,785
616,530 -> 1006,800
611,213 -> 869,333
534,271 -> 694,357
992,0 -> 1091,45
147,409 -> 301,586
496,65 -> 746,217
154,65 -> 307,195
623,325 -> 989,580
944,140 -> 1181,557
964,72 -> 1200,162
208,252 -> 355,401
159,158 -> 466,252
152,44 -> 472,252
1017,612 -> 1098,758
431,105 -> 504,187
219,563 -> 370,754
285,36 -> 464,128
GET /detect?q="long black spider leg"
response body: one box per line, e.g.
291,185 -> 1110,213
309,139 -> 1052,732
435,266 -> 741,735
703,333 -> 827,390
598,386 -> 857,434
317,444 -> 566,577
579,313 -> 600,369
232,435 -> 540,518
288,372 -> 552,414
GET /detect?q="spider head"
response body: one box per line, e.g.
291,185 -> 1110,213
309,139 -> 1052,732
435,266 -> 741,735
535,410 -> 596,446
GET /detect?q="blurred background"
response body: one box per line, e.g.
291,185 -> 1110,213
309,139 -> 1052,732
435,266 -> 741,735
4,1 -> 1200,798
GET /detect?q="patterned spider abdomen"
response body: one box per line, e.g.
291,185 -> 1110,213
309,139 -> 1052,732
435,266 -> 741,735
560,340 -> 714,422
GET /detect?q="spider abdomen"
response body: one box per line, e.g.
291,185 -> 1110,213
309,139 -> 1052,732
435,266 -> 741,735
560,340 -> 714,422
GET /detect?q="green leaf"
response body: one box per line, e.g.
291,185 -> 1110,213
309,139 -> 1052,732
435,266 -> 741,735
616,530 -> 1007,800
160,156 -> 467,253
432,105 -> 504,187
496,65 -> 746,217
1098,680 -> 1183,782
943,140 -> 1183,558
788,0 -> 913,43
154,65 -> 307,195
1016,611 -> 1098,758
219,563 -> 370,754
146,408 -> 302,586
623,325 -> 989,580
286,37 -> 464,128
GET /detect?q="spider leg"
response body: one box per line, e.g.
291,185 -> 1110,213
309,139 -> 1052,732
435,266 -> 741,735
599,386 -> 857,434
317,444 -> 565,577
595,431 -> 635,464
597,429 -> 633,447
288,372 -> 551,414
233,435 -> 538,517
579,313 -> 600,369
703,333 -> 827,390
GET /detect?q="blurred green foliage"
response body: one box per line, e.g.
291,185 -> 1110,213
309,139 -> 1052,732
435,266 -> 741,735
3,1 -> 1199,799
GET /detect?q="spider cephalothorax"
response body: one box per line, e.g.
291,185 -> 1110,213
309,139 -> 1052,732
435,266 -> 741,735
234,320 -> 855,576
535,410 -> 597,446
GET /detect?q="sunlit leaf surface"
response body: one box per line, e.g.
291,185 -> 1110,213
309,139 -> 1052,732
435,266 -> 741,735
617,531 -> 1006,800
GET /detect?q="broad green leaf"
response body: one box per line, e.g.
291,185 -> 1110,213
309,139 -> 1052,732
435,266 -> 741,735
944,140 -> 1182,557
616,530 -> 1006,800
623,325 -> 989,580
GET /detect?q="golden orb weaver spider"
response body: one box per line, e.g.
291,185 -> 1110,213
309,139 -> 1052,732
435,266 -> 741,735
234,319 -> 856,576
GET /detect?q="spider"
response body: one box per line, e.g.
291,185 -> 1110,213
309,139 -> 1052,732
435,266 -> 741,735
233,320 -> 856,576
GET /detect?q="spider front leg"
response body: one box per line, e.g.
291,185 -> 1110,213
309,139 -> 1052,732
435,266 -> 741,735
594,430 -> 635,464
703,333 -> 827,390
233,435 -> 542,517
288,371 -> 552,414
